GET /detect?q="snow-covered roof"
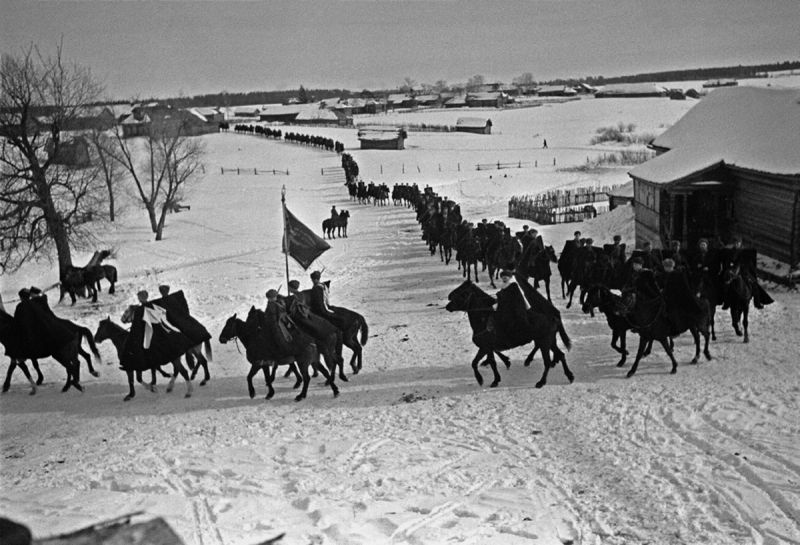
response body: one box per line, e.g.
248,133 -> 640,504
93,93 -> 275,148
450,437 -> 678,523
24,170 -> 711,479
295,108 -> 341,122
358,126 -> 404,141
456,117 -> 490,128
630,87 -> 800,182
445,95 -> 467,105
468,92 -> 504,101
414,94 -> 439,103
596,83 -> 666,96
606,181 -> 634,198
538,85 -> 576,95
120,113 -> 150,125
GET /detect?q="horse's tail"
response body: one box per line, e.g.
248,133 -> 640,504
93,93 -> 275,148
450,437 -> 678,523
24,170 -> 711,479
557,319 -> 572,351
204,338 -> 213,362
79,325 -> 103,364
358,313 -> 369,346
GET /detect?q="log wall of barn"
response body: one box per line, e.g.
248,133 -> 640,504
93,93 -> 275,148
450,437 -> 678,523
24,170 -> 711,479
731,169 -> 800,266
633,179 -> 663,248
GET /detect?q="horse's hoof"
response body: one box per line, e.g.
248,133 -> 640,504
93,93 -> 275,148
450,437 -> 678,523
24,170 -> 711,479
743,337 -> 749,344
61,385 -> 70,393
705,352 -> 712,361
292,381 -> 302,389
339,375 -> 349,382
691,358 -> 698,365
625,370 -> 636,379
36,378 -> 44,385
523,360 -> 531,367
616,361 -> 626,367
29,388 -> 36,396
184,392 -> 191,398
332,389 -> 340,398
294,395 -> 305,402
166,387 -> 173,393
124,395 -> 133,401
200,380 -> 208,386
567,374 -> 575,383
535,381 -> 545,389
490,381 -> 500,388
91,371 -> 99,377
670,368 -> 678,374
248,388 -> 255,399
475,376 -> 484,386
1,386 -> 8,393
266,392 -> 275,400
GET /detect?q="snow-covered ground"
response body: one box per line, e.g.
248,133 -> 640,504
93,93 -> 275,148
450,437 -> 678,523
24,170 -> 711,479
1,94 -> 799,545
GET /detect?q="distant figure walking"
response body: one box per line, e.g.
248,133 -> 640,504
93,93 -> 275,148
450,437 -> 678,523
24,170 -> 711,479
543,139 -> 548,149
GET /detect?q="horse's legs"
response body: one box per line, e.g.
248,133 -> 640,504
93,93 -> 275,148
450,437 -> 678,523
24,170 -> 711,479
79,347 -> 99,377
742,304 -> 750,343
124,369 -> 136,401
690,327 -> 701,364
265,363 -> 277,399
535,344 -> 553,388
556,347 -> 574,383
483,351 -> 500,388
294,356 -> 312,402
626,336 -> 650,378
660,337 -> 679,374
2,359 -> 17,393
18,361 -> 37,395
108,279 -> 116,294
471,348 -> 488,386
731,307 -> 742,336
494,351 -> 511,369
32,359 -> 43,385
616,330 -> 629,367
246,364 -> 259,399
544,279 -> 551,302
173,359 -> 192,398
523,343 -> 540,367
709,306 -> 717,341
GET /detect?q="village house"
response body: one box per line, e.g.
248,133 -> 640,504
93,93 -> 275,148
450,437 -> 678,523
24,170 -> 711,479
357,126 -> 407,150
628,86 -> 800,267
595,83 -> 667,98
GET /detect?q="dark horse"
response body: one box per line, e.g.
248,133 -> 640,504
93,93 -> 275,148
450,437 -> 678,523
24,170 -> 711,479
445,280 -> 573,389
519,245 -> 558,302
94,316 -> 194,401
622,288 -> 712,378
218,308 -> 339,401
721,265 -> 753,343
581,284 -> 652,368
0,310 -> 83,393
327,305 -> 369,376
59,250 -> 117,305
322,210 -> 350,239
2,316 -> 101,393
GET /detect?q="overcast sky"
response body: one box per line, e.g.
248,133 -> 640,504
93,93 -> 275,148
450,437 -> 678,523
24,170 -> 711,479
2,0 -> 798,100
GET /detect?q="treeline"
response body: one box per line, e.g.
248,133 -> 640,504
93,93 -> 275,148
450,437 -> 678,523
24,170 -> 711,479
544,60 -> 800,86
132,88 -> 359,110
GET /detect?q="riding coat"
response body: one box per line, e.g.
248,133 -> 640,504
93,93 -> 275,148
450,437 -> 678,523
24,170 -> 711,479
120,303 -> 195,371
13,298 -> 73,358
494,280 -> 534,345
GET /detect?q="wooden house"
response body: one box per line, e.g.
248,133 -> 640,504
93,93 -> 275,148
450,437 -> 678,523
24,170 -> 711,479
294,107 -> 351,126
444,95 -> 468,108
537,85 -> 577,97
388,94 -> 416,110
358,126 -> 407,150
466,92 -> 507,108
628,86 -> 800,266
455,117 -> 492,134
46,135 -> 92,167
120,112 -> 151,138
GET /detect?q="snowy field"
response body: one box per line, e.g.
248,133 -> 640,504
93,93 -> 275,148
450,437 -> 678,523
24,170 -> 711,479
1,91 -> 799,545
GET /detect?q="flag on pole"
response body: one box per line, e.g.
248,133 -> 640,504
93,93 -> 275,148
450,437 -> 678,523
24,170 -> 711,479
282,203 -> 331,270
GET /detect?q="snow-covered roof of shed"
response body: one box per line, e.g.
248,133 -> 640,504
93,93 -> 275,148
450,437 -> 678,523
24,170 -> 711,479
456,117 -> 490,128
631,87 -> 800,181
596,83 -> 666,95
295,108 -> 341,121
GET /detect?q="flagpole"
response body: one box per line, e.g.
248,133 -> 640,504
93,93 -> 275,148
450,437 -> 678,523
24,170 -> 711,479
281,185 -> 290,296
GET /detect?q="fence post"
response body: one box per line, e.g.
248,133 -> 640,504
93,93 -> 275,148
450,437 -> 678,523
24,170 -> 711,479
535,160 -> 538,168
438,163 -> 441,172
254,168 -> 257,175
553,158 -> 556,166
417,164 -> 420,173
402,163 -> 405,174
321,168 -> 323,175
237,168 -> 240,175
221,167 -> 224,174
518,161 -> 521,168
458,163 -> 460,172
497,161 -> 501,170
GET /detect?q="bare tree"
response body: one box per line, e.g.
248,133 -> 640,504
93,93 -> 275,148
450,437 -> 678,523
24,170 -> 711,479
433,80 -> 449,93
401,77 -> 417,93
87,128 -> 123,222
0,43 -> 105,274
109,113 -> 204,241
513,72 -> 536,86
467,74 -> 485,91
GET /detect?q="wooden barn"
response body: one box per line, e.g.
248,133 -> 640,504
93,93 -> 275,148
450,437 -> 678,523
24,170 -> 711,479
537,85 -> 577,97
444,95 -> 467,108
455,117 -> 492,134
120,112 -> 151,138
294,107 -> 351,126
357,126 -> 407,150
628,86 -> 800,266
606,181 -> 634,210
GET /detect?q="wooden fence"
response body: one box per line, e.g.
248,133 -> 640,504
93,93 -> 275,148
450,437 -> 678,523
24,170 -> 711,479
509,185 -> 618,224
219,167 -> 290,176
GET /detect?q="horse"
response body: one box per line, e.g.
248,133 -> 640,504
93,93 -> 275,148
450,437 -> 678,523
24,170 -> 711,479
621,286 -> 712,378
327,305 -> 369,376
0,310 -> 83,393
528,245 -> 558,302
284,296 -> 344,384
721,264 -> 752,343
445,280 -> 573,389
581,284 -> 653,368
59,250 -> 116,304
322,210 -> 350,239
2,312 -> 102,393
94,316 -> 193,401
218,309 -> 338,401
121,304 -> 212,386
